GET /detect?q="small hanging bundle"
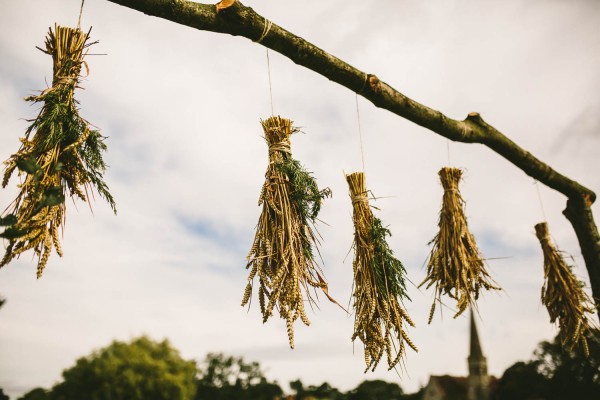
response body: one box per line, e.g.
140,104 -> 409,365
535,222 -> 596,357
242,116 -> 334,349
420,167 -> 500,322
0,25 -> 115,277
346,172 -> 416,372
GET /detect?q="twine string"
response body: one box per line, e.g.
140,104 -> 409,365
358,73 -> 368,94
255,17 -> 272,44
351,193 -> 369,206
355,94 -> 366,174
534,180 -> 548,222
266,49 -> 274,116
268,141 -> 291,156
254,16 -> 275,115
56,76 -> 78,86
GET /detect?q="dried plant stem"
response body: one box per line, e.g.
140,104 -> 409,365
243,116 -> 334,348
420,167 -> 500,322
535,222 -> 596,357
346,172 -> 416,372
1,25 -> 115,277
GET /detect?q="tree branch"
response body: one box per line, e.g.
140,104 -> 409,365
105,0 -> 599,316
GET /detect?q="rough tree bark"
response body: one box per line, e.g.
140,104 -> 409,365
105,0 -> 600,318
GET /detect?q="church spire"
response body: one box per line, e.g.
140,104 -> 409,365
467,309 -> 489,400
470,309 -> 484,359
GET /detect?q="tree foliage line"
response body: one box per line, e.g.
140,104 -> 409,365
494,328 -> 600,400
4,330 -> 599,400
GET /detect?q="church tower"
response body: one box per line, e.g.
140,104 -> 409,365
467,310 -> 490,400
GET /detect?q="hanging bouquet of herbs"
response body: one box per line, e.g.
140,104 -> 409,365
1,25 -> 115,277
242,116 -> 336,348
346,172 -> 417,372
420,167 -> 499,322
535,222 -> 596,357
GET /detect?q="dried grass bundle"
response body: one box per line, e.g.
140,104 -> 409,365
535,222 -> 596,357
420,167 -> 499,322
242,116 -> 334,348
346,172 -> 416,372
1,25 -> 115,277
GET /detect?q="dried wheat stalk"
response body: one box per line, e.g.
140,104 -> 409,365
1,25 -> 115,277
346,172 -> 416,372
535,222 -> 596,357
242,116 -> 334,348
420,167 -> 500,323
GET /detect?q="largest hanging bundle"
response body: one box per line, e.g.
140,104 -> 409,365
242,116 -> 335,348
1,25 -> 115,277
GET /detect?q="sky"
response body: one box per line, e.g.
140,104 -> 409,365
1,0 -> 599,397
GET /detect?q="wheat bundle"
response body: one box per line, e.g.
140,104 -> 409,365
0,25 -> 115,277
346,172 -> 416,372
535,222 -> 596,357
242,116 -> 334,348
420,167 -> 499,323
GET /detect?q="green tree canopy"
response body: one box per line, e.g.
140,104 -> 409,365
304,382 -> 345,400
346,380 -> 404,400
495,328 -> 600,400
17,388 -> 50,400
50,336 -> 197,400
535,327 -> 600,399
196,353 -> 282,400
289,379 -> 306,399
289,380 -> 345,400
494,361 -> 547,400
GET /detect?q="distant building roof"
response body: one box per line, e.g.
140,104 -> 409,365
429,375 -> 468,400
423,310 -> 500,400
424,375 -> 499,400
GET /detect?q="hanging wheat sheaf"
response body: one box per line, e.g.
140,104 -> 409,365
420,167 -> 500,322
0,25 -> 115,278
346,172 -> 416,372
535,222 -> 596,357
242,116 -> 335,348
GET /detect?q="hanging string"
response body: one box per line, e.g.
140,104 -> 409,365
266,49 -> 274,116
254,17 -> 274,116
255,17 -> 272,44
534,180 -> 548,222
446,139 -> 452,166
355,94 -> 366,173
77,0 -> 85,29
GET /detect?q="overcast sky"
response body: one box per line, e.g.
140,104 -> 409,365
1,0 -> 599,398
